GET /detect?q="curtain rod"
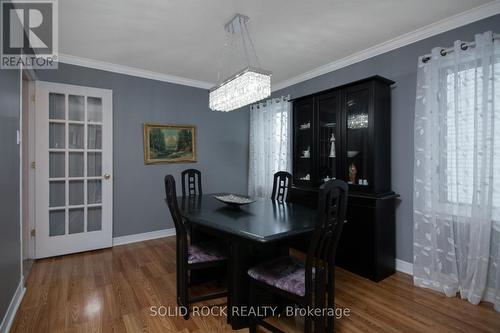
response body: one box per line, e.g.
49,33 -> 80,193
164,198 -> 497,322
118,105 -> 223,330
421,33 -> 499,63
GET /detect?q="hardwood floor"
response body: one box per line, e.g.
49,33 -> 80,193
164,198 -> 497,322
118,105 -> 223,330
11,237 -> 500,333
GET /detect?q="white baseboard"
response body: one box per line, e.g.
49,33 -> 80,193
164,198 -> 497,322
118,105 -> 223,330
0,280 -> 26,333
396,259 -> 413,276
112,228 -> 176,246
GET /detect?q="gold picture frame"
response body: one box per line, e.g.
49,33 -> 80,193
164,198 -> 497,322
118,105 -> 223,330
143,123 -> 197,164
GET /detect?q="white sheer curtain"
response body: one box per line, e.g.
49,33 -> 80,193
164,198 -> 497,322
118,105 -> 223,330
413,31 -> 500,311
248,96 -> 291,198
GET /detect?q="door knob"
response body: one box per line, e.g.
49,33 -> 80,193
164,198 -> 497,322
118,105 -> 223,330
104,173 -> 111,179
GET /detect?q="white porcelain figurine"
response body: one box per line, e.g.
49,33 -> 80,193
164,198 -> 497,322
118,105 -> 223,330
303,146 -> 310,158
329,133 -> 336,158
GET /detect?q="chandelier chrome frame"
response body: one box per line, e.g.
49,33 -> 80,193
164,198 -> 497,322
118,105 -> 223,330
209,14 -> 272,112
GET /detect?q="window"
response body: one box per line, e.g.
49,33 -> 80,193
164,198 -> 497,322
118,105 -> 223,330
248,99 -> 291,198
272,110 -> 290,172
444,64 -> 500,223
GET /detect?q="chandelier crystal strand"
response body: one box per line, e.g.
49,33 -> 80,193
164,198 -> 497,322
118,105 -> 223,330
209,14 -> 271,112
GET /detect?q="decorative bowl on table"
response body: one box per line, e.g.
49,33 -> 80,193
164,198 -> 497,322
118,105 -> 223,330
213,194 -> 256,207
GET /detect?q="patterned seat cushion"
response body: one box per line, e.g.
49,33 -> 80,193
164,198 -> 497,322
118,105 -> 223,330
188,242 -> 226,264
247,256 -> 310,296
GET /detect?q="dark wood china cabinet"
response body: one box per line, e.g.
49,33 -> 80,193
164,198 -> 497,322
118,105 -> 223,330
291,76 -> 399,282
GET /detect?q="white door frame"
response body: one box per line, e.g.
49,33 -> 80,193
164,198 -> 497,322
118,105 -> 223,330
19,66 -> 37,287
22,70 -> 36,262
27,79 -> 36,260
34,81 -> 113,258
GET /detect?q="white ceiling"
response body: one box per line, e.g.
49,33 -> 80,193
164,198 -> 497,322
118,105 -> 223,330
59,0 -> 494,87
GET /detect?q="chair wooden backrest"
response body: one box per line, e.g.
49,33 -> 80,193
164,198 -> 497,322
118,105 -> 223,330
181,169 -> 202,197
164,175 -> 188,262
271,171 -> 292,202
304,180 -> 348,315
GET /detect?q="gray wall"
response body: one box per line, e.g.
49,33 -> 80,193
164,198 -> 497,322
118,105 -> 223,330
36,64 -> 250,237
274,14 -> 500,262
28,13 -> 500,260
0,69 -> 21,323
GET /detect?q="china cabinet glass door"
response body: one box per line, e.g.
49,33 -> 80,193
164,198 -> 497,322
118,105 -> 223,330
293,97 -> 314,186
345,85 -> 370,188
317,92 -> 340,186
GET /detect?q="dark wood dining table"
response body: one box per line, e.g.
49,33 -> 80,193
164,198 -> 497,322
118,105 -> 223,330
179,194 -> 317,329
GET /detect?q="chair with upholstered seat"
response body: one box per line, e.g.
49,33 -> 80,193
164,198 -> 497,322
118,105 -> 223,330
271,171 -> 292,202
248,179 -> 348,333
164,175 -> 227,319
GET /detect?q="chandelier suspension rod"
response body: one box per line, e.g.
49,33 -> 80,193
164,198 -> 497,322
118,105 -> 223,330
242,18 -> 262,69
239,16 -> 251,68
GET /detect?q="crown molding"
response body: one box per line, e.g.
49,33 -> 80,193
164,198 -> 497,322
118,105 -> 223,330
272,1 -> 500,92
57,54 -> 213,90
57,2 -> 500,93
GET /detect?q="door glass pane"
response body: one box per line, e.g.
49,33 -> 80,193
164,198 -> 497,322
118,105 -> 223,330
87,97 -> 102,122
88,125 -> 102,149
88,180 -> 102,204
69,180 -> 84,205
69,152 -> 84,177
69,209 -> 84,234
49,123 -> 65,148
68,124 -> 84,149
49,210 -> 65,236
68,95 -> 84,121
49,181 -> 65,207
87,152 -> 102,176
346,88 -> 369,186
49,152 -> 65,178
88,207 -> 101,232
49,93 -> 65,120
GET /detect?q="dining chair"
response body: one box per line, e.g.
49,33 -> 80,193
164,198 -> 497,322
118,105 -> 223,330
181,168 -> 202,197
164,175 -> 227,319
247,179 -> 348,333
271,171 -> 292,202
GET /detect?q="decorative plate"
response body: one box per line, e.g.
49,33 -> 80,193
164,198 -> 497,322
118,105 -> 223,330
213,194 -> 256,207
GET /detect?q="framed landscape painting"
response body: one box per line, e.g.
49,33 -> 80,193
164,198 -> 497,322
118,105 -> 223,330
143,123 -> 196,164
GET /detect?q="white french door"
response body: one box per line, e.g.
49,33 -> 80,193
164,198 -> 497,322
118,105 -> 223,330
34,81 -> 113,258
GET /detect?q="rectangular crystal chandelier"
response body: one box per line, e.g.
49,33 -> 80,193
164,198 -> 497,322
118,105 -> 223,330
209,14 -> 271,112
209,67 -> 271,112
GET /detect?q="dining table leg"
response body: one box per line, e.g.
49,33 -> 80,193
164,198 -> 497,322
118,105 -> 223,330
227,240 -> 253,329
227,240 -> 287,329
